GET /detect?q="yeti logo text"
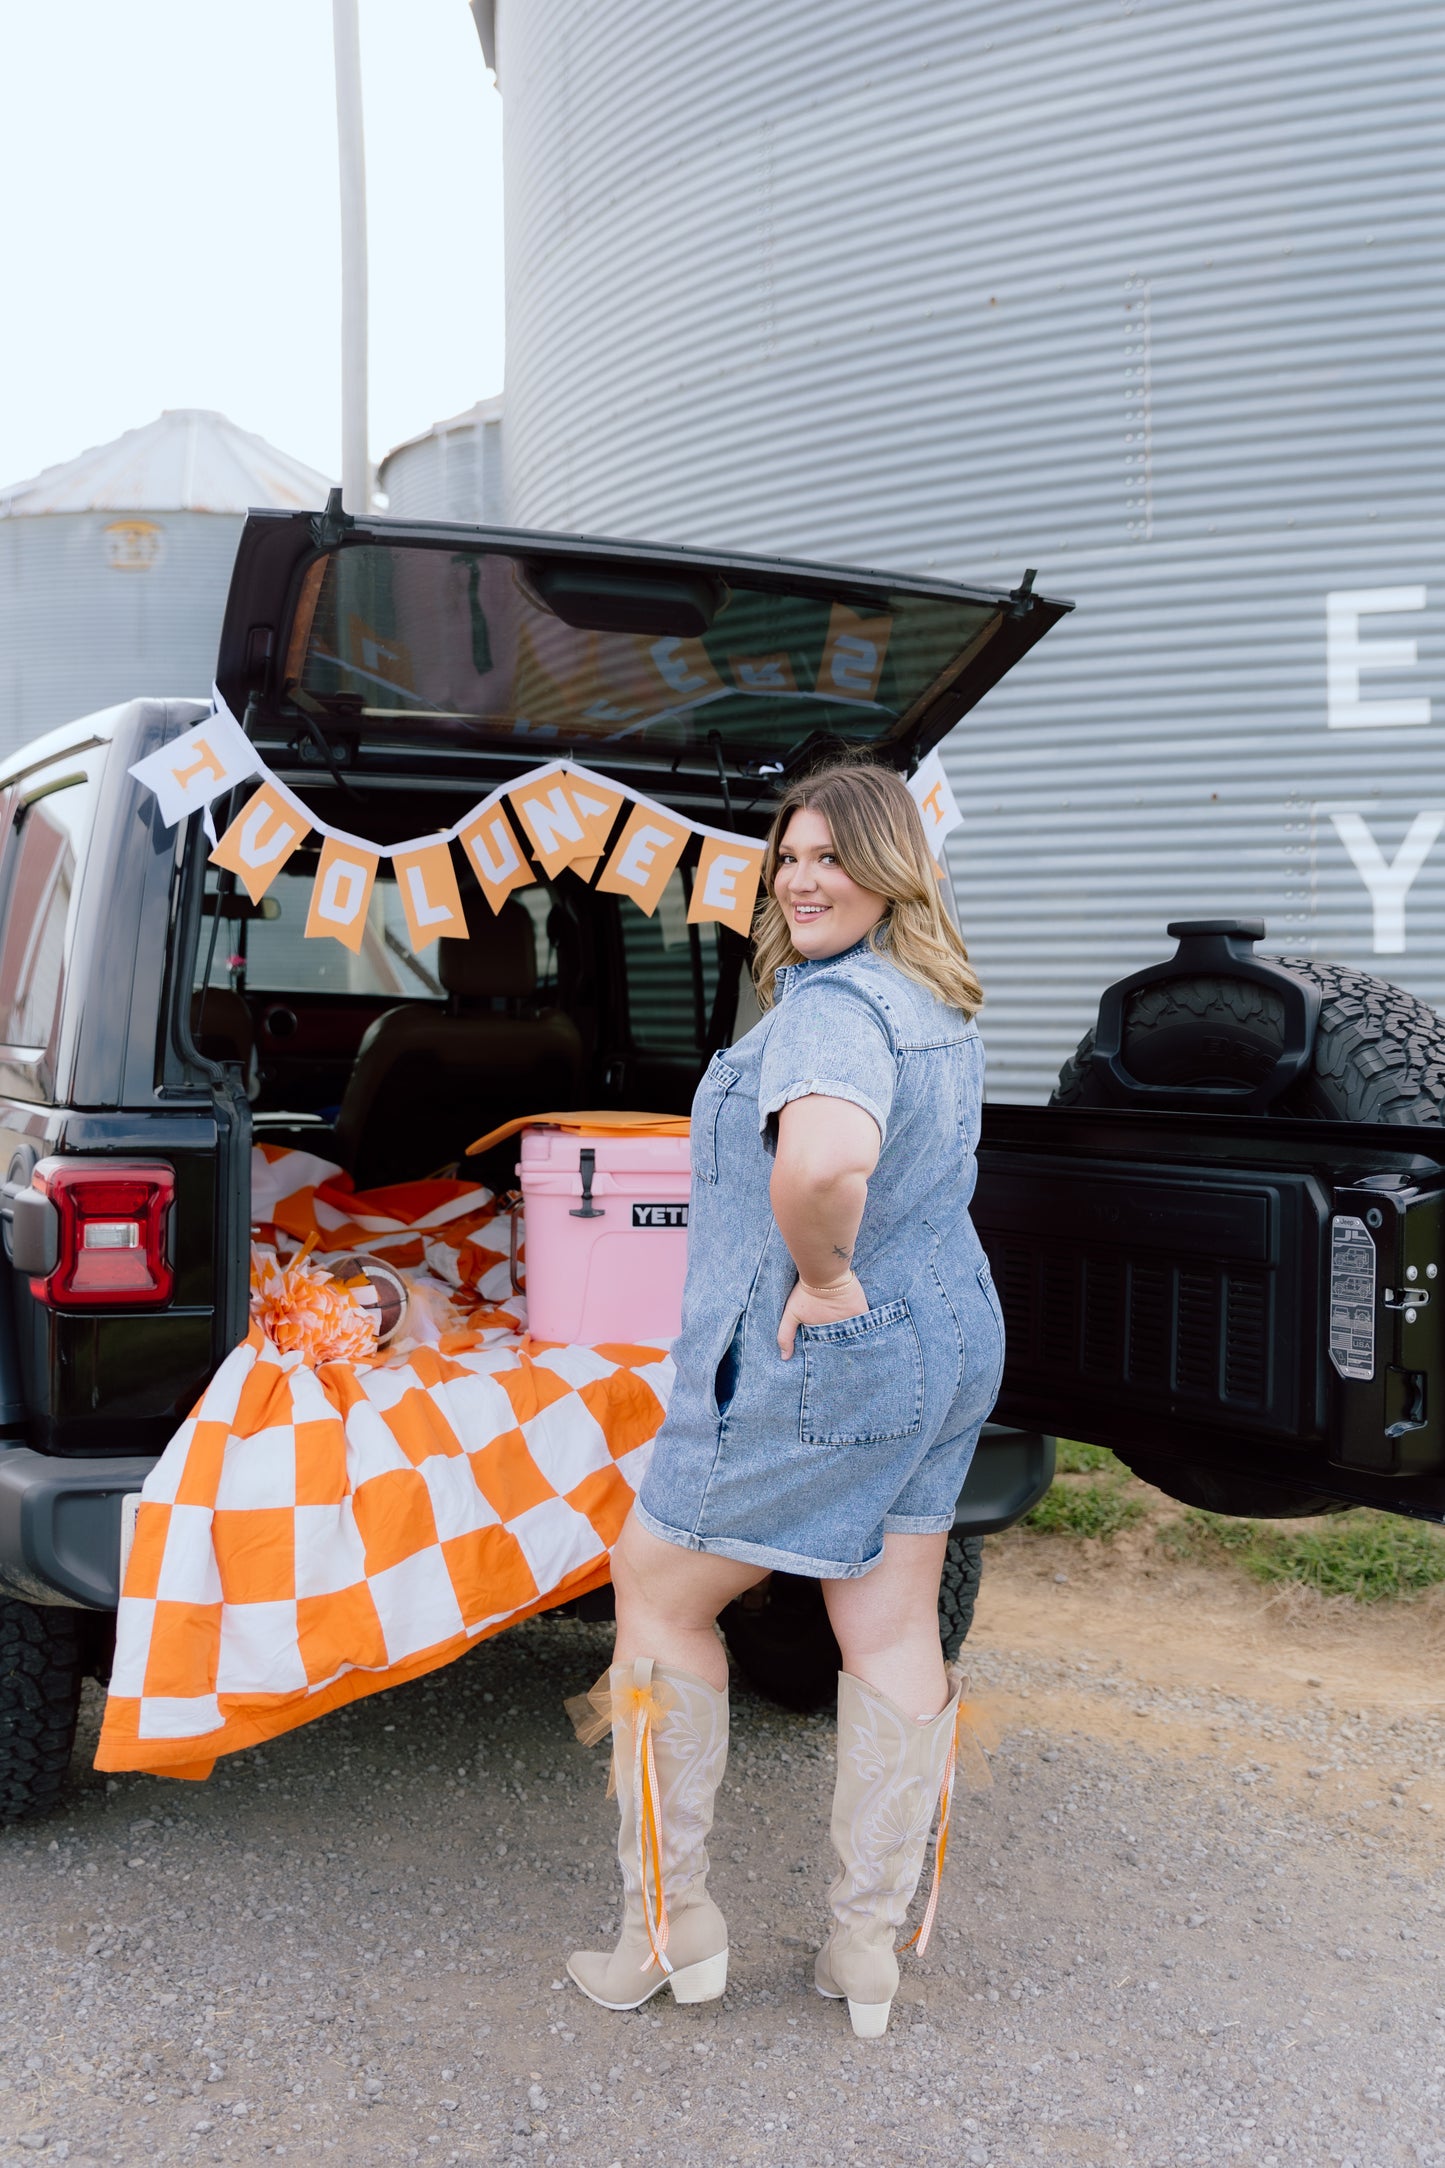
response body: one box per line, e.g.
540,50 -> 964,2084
631,1204 -> 689,1228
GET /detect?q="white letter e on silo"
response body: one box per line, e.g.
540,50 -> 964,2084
1326,588 -> 1430,729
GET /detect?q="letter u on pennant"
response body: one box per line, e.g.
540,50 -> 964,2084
457,800 -> 534,914
209,782 -> 310,903
392,840 -> 466,950
304,835 -> 379,952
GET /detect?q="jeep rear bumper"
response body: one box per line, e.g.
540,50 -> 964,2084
0,1447 -> 153,1610
952,1424 -> 1054,1534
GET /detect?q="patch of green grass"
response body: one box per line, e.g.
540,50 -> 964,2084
1024,1476 -> 1147,1541
1054,1438 -> 1123,1475
1157,1507 -> 1445,1602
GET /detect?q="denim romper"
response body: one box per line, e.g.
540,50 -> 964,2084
633,939 -> 1006,1579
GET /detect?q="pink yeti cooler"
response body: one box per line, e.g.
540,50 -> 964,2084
518,1129 -> 692,1345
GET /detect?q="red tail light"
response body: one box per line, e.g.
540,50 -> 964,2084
31,1161 -> 175,1309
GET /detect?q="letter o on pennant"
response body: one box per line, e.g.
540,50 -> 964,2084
304,836 -> 379,951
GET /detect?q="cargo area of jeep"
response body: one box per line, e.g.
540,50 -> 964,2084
2,498 -> 1442,1820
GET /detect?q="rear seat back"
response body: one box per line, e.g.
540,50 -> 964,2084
333,895 -> 583,1188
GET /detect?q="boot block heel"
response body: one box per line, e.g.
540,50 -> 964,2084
668,1949 -> 729,2004
846,1998 -> 892,2039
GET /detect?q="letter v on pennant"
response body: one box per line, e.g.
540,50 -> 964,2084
210,781 -> 310,902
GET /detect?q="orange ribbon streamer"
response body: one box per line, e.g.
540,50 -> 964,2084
567,1671 -> 672,1976
899,1671 -> 999,1958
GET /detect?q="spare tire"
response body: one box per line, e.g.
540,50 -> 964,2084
1052,956 -> 1445,1125
1051,954 -> 1445,1514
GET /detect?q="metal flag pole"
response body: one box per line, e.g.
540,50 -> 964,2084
332,0 -> 370,513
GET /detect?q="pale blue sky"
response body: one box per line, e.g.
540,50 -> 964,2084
0,0 -> 506,490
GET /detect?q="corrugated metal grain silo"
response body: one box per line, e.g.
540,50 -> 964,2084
493,0 -> 1445,1100
0,411 -> 333,759
377,396 -> 506,524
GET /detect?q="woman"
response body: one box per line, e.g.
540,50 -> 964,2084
567,760 -> 1004,2038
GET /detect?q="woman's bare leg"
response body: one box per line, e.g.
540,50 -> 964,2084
611,1512 -> 767,1690
822,1531 -> 950,1718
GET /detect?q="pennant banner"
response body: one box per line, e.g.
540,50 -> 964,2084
131,690 -> 948,955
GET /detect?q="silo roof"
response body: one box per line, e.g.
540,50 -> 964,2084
0,409 -> 333,517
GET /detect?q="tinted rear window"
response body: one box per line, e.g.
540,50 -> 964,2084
291,544 -> 998,761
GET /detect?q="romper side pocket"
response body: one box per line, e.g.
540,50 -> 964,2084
798,1300 -> 924,1446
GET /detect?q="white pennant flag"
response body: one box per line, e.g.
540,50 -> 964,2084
128,691 -> 261,828
907,748 -> 964,862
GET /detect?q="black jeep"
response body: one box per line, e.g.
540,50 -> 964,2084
1,504 -> 1441,1818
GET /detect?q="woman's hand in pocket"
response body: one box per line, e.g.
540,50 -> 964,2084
777,1271 -> 869,1360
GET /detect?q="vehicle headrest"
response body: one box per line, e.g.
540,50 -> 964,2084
438,893 -> 537,999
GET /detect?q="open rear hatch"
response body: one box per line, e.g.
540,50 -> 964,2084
215,502 -> 1071,830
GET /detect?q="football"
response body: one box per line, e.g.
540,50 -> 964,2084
318,1253 -> 410,1344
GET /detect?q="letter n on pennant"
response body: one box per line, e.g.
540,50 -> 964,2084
304,836 -> 379,953
456,801 -> 534,914
687,836 -> 765,935
209,782 -> 310,903
392,841 -> 466,950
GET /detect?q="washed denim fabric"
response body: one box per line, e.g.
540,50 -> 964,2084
634,937 -> 1005,1578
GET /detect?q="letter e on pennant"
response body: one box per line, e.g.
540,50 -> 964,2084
392,840 -> 466,950
595,803 -> 691,916
688,836 -> 765,935
304,836 -> 379,953
209,782 -> 310,903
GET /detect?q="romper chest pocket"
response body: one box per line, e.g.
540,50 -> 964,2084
691,1055 -> 740,1184
798,1300 -> 924,1446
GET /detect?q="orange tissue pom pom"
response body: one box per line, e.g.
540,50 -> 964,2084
250,1240 -> 379,1365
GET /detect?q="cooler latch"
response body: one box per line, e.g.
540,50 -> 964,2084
570,1147 -> 605,1220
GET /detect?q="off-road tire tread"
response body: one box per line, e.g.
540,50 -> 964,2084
1052,957 -> 1445,1124
937,1533 -> 984,1659
0,1598 -> 86,1823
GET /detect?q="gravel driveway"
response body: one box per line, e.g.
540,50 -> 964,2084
2,1552 -> 1442,2168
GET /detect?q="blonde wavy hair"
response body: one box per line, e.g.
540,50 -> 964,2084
751,759 -> 983,1016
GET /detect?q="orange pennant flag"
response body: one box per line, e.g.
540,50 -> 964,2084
209,780 -> 310,903
595,802 -> 691,917
304,835 -> 379,953
392,839 -> 466,949
564,774 -> 625,856
815,604 -> 892,704
687,835 -> 766,936
456,800 -> 535,914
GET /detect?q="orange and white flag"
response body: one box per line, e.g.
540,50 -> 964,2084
128,697 -> 261,826
392,840 -> 466,949
596,802 -> 691,916
209,780 -> 310,903
456,799 -> 535,914
687,835 -> 766,936
304,836 -> 380,952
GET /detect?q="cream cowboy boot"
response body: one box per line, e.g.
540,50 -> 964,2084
814,1667 -> 964,2038
567,1656 -> 730,2011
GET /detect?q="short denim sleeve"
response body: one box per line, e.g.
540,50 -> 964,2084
757,978 -> 897,1150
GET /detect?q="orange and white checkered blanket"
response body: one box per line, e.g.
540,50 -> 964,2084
95,1146 -> 671,1781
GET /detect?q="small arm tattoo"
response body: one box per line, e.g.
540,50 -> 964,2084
832,1244 -> 853,1264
